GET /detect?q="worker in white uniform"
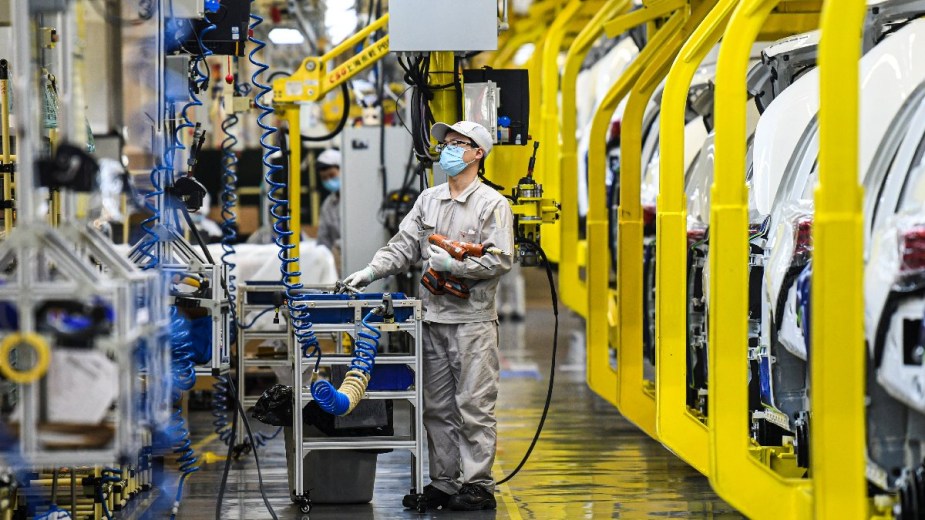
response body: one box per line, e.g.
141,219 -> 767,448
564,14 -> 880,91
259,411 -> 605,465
315,149 -> 342,257
344,121 -> 514,511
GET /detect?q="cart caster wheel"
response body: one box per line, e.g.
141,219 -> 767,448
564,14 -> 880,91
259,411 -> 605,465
415,494 -> 427,513
299,502 -> 312,514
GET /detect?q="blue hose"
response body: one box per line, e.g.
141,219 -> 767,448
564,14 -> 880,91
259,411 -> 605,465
248,6 -> 323,367
167,307 -> 199,519
311,310 -> 382,415
220,82 -> 240,337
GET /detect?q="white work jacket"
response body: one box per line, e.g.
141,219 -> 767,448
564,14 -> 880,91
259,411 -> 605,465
367,179 -> 515,323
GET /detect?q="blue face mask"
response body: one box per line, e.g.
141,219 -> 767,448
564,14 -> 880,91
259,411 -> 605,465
322,177 -> 341,193
439,146 -> 477,177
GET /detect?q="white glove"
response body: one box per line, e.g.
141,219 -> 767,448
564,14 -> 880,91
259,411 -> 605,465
429,244 -> 464,275
343,266 -> 376,289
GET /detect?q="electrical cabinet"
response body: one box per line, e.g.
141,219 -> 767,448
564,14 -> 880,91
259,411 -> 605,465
388,0 -> 498,52
340,126 -> 416,292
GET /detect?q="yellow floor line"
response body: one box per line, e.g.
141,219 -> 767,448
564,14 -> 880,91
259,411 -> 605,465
191,432 -> 219,454
493,460 -> 524,520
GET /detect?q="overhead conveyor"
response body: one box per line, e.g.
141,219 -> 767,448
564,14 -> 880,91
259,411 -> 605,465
706,0 -> 819,517
655,0 -> 737,477
811,0 -> 868,516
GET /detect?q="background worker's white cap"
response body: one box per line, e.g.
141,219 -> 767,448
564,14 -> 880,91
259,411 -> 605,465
431,121 -> 493,157
317,149 -> 342,168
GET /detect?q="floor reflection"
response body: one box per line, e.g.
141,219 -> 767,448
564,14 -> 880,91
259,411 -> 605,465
131,273 -> 739,519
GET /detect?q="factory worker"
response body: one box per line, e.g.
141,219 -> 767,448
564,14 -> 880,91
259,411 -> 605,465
315,148 -> 343,258
343,121 -> 514,511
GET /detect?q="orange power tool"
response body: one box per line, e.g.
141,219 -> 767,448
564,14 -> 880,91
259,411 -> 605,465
421,234 -> 507,299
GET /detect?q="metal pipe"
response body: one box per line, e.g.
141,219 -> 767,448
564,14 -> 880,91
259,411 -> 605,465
1,58 -> 12,233
287,107 -> 301,284
500,0 -> 510,31
812,0 -> 868,516
10,0 -> 38,226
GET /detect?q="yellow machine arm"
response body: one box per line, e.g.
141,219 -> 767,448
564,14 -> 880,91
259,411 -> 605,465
272,14 -> 390,105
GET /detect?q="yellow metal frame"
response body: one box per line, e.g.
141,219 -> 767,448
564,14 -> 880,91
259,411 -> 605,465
272,14 -> 389,104
707,0 -> 813,516
273,15 -> 393,284
655,0 -> 737,477
559,0 -> 632,319
614,0 -> 719,441
535,0 -> 585,262
812,0 -> 867,516
585,7 -> 687,410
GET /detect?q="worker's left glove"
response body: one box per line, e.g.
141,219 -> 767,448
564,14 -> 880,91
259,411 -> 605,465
428,244 -> 465,275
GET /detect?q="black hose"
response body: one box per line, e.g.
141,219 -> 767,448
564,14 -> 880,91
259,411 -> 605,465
215,380 -> 238,520
497,240 -> 559,485
301,82 -> 351,142
229,378 -> 278,519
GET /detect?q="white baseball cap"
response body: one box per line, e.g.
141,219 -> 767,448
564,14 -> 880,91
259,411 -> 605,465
431,121 -> 493,157
317,149 -> 341,168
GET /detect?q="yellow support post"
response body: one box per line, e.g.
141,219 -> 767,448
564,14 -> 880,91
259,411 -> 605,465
707,0 -> 812,516
286,106 -> 302,285
559,0 -> 632,318
428,52 -> 459,126
655,0 -> 737,477
585,10 -> 686,409
536,0 -> 584,262
813,0 -> 867,517
615,0 -> 717,441
0,59 -> 11,233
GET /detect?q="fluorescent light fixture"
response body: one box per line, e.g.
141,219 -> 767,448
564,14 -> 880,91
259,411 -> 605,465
268,27 -> 306,45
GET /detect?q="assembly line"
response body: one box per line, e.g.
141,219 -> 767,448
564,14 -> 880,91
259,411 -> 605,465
0,0 -> 919,518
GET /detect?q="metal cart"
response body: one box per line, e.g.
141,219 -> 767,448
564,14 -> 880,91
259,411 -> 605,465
288,294 -> 425,513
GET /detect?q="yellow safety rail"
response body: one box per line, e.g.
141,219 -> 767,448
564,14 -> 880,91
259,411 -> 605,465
585,6 -> 687,409
559,0 -> 633,318
535,0 -> 585,262
655,0 -> 737,477
614,0 -> 718,441
559,0 -> 632,316
812,0 -> 867,516
707,0 -> 813,516
480,0 -> 559,69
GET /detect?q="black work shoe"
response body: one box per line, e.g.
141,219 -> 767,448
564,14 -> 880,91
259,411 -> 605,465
448,483 -> 497,511
402,484 -> 452,510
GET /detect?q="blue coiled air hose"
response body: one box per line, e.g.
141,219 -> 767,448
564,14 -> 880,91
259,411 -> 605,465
167,307 -> 199,519
310,310 -> 382,415
248,9 -> 323,367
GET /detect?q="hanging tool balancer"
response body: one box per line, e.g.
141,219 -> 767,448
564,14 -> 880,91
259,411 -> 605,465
421,234 -> 507,299
508,142 -> 560,266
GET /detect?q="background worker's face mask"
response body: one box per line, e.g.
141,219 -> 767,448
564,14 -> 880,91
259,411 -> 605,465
439,146 -> 477,177
322,177 -> 341,193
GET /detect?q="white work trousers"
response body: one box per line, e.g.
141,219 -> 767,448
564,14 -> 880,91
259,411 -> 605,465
422,320 -> 500,494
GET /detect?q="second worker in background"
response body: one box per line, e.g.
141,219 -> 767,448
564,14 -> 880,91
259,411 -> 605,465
344,121 -> 514,511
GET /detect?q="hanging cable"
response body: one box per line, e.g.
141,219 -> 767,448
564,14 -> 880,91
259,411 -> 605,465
497,240 -> 559,485
166,307 -> 199,519
300,81 -> 351,142
220,58 -> 242,335
310,308 -> 383,415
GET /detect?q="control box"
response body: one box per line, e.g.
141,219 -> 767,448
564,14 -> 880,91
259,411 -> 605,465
389,0 -> 498,52
463,68 -> 530,145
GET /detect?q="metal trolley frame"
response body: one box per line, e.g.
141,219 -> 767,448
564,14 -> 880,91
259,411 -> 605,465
288,295 -> 425,514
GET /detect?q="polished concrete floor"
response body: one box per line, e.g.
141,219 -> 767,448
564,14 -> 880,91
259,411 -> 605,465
130,273 -> 741,519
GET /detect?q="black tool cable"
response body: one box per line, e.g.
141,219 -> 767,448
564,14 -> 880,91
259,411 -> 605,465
173,203 -> 275,519
215,383 -> 238,520
213,377 -> 279,520
497,239 -> 559,485
300,81 -> 351,142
